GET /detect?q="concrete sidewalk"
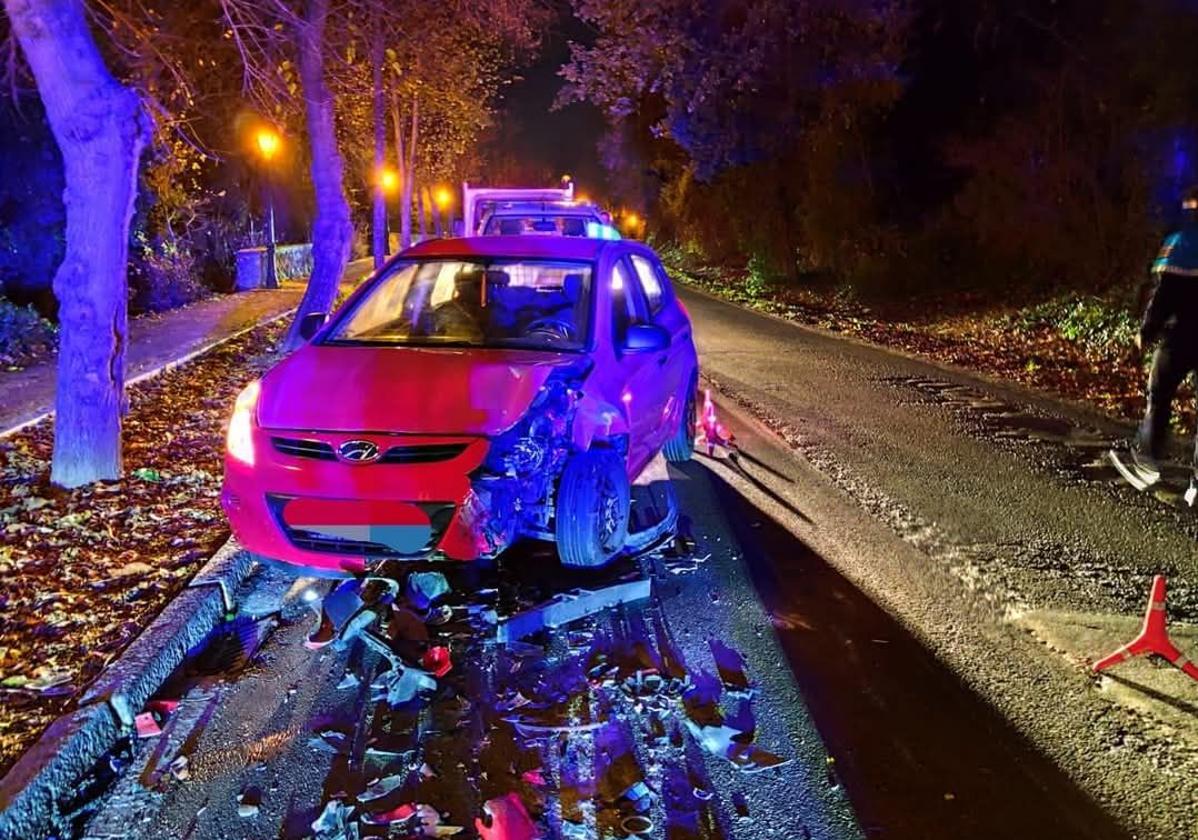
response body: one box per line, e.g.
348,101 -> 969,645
0,259 -> 373,434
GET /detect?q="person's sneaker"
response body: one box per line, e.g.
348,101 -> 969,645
1107,448 -> 1162,491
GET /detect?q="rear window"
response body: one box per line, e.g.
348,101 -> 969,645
483,215 -> 592,237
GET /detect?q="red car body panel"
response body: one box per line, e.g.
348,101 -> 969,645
221,236 -> 697,577
257,346 -> 577,436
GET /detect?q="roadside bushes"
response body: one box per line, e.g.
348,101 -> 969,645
0,298 -> 57,368
1010,296 -> 1139,353
129,237 -> 208,315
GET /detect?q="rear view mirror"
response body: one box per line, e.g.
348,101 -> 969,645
299,311 -> 327,341
622,323 -> 670,353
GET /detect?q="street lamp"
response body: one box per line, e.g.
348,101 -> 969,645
377,167 -> 399,254
434,186 -> 453,236
379,167 -> 400,194
254,127 -> 282,289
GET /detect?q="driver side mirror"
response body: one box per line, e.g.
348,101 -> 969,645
298,311 -> 327,342
622,323 -> 670,354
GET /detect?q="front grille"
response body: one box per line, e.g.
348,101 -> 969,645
378,443 -> 468,464
267,495 -> 456,558
272,437 -> 336,460
271,438 -> 467,465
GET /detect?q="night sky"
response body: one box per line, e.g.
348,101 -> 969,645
485,5 -> 607,198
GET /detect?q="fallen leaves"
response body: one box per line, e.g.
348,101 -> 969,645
0,320 -> 286,775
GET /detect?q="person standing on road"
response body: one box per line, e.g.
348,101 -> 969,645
1110,185 -> 1198,505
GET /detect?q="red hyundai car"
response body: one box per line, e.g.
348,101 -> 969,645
221,236 -> 698,577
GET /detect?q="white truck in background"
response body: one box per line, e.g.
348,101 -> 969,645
460,182 -> 617,239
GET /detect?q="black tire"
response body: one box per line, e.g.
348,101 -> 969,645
662,382 -> 697,463
555,449 -> 630,568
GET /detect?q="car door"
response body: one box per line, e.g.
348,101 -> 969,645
610,255 -> 668,473
628,251 -> 690,444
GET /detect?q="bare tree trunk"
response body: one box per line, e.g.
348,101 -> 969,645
369,27 -> 386,269
403,97 -> 419,247
417,182 -> 428,239
391,93 -> 409,250
425,186 -> 443,237
5,0 -> 148,487
285,0 -> 353,350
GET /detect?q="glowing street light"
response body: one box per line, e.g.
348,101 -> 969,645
378,167 -> 400,194
255,127 -> 281,162
434,186 -> 453,209
253,126 -> 283,288
624,211 -> 641,229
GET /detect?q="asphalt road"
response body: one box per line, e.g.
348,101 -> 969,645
679,286 -> 1198,839
66,284 -> 1198,839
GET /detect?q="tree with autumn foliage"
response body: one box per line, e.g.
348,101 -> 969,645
560,0 -> 912,284
218,0 -> 545,349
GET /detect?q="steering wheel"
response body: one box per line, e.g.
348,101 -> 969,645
524,316 -> 575,344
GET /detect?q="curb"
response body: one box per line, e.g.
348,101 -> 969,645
0,539 -> 256,840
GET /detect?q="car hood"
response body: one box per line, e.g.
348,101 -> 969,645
257,344 -> 580,436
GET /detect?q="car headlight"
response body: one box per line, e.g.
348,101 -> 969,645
226,380 -> 261,467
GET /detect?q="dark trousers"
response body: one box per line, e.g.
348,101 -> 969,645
1135,340 -> 1198,470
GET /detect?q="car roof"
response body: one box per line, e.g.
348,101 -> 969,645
401,236 -> 615,262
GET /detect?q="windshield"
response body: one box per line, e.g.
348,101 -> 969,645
324,259 -> 593,351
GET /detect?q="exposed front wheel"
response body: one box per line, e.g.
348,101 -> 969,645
555,449 -> 630,568
662,383 -> 697,463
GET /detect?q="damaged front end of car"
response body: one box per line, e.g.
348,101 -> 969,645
460,362 -> 593,558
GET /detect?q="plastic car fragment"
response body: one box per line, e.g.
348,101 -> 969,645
496,579 -> 652,643
311,799 -> 358,840
406,571 -> 450,611
475,793 -> 540,840
371,664 -> 437,708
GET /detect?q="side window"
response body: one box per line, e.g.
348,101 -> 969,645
611,258 -> 649,344
629,254 -> 665,314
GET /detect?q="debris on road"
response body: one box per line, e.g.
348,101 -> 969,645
700,388 -> 734,455
496,579 -> 652,642
370,662 -> 438,707
421,644 -> 453,677
475,793 -> 539,840
134,712 -> 162,739
406,571 -> 451,611
168,754 -> 190,781
236,785 -> 260,818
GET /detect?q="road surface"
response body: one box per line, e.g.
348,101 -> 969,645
679,285 -> 1198,840
65,285 -> 1198,839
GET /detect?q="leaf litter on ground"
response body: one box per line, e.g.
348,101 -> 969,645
0,320 -> 287,775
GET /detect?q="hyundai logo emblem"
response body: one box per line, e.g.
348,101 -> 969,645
337,439 -> 380,463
